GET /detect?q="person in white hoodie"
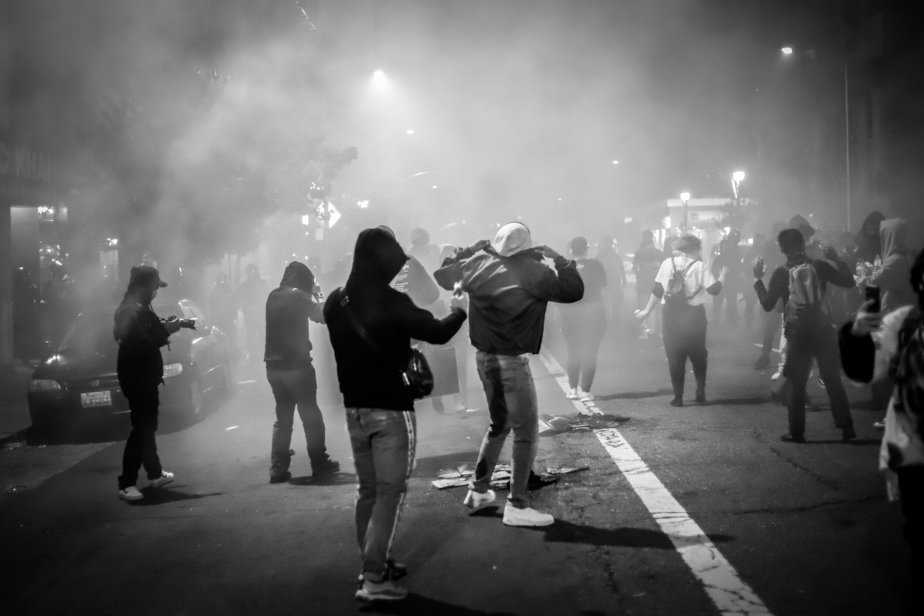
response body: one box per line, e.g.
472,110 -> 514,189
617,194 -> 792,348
841,247 -> 924,584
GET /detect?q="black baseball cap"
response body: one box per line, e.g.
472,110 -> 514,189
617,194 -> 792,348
129,265 -> 167,288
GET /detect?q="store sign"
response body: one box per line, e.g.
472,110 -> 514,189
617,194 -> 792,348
0,141 -> 55,183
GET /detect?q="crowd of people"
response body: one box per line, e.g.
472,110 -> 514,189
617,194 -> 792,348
109,211 -> 924,602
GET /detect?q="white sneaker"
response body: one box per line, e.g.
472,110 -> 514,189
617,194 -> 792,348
502,503 -> 554,527
148,471 -> 174,489
118,486 -> 143,502
463,489 -> 496,509
770,369 -> 783,381
579,389 -> 594,402
566,388 -> 580,400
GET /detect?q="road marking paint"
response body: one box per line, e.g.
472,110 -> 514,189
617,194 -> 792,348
539,352 -> 772,615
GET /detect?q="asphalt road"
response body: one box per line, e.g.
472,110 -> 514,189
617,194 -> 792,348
0,321 -> 914,615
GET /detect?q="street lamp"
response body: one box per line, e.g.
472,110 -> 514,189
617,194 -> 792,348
679,191 -> 691,231
371,69 -> 389,91
780,46 -> 794,56
731,170 -> 746,200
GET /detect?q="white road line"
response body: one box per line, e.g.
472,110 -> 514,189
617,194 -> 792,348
539,352 -> 772,616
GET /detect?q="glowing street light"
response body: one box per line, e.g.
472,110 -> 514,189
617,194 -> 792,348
731,170 -> 746,200
371,69 -> 389,91
405,128 -> 415,136
611,159 -> 620,166
781,46 -> 794,56
679,191 -> 691,231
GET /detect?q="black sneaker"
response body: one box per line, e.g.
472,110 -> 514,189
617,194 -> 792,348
780,433 -> 806,443
669,397 -> 684,407
695,390 -> 706,405
269,471 -> 292,484
841,428 -> 857,442
312,459 -> 340,477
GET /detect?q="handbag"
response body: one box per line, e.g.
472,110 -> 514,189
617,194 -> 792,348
341,294 -> 434,399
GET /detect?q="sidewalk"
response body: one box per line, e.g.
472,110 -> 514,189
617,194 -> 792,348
0,361 -> 34,442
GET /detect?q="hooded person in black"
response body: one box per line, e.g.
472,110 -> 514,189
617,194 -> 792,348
264,261 -> 337,483
324,227 -> 466,602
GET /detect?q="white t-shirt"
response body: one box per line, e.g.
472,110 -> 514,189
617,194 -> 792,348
653,253 -> 717,307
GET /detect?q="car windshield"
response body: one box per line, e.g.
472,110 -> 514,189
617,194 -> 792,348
57,313 -> 116,357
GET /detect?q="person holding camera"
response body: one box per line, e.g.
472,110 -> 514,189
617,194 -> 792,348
264,261 -> 338,483
114,265 -> 195,502
324,227 -> 467,602
841,247 -> 924,585
435,222 -> 584,528
753,229 -> 856,443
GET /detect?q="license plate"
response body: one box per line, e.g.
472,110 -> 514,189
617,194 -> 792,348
80,390 -> 112,408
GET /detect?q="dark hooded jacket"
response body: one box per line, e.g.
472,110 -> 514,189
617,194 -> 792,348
870,218 -> 916,313
264,262 -> 324,368
324,228 -> 467,411
434,230 -> 584,355
856,210 -> 886,264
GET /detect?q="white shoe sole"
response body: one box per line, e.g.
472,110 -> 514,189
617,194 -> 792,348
503,515 -> 555,527
148,475 -> 174,489
118,491 -> 143,502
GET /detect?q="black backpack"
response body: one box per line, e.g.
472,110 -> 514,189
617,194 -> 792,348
664,257 -> 700,310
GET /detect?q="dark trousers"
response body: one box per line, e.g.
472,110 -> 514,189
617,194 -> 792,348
266,363 -> 329,475
347,408 -> 416,578
562,301 -> 606,391
662,304 -> 707,400
898,466 -> 924,589
782,326 -> 853,437
119,387 -> 162,489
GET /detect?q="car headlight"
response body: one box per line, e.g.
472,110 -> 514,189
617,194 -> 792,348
163,362 -> 184,378
29,379 -> 62,393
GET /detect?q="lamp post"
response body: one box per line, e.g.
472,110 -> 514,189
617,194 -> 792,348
731,170 -> 746,206
781,46 -> 851,230
679,191 -> 691,231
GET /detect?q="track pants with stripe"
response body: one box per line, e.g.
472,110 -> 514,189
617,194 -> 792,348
346,408 -> 416,578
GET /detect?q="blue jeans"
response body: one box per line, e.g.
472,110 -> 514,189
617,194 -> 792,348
346,408 -> 417,578
471,352 -> 538,508
267,364 -> 329,475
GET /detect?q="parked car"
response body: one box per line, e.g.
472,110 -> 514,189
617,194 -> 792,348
28,298 -> 233,435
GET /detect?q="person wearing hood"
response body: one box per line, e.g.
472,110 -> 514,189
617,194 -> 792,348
324,228 -> 466,602
753,229 -> 856,442
862,218 -> 917,422
856,210 -> 886,265
435,222 -> 584,528
841,247 -> 924,584
264,261 -> 338,484
114,265 -> 192,502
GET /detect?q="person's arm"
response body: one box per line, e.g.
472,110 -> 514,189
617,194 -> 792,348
433,260 -> 463,291
815,254 -> 856,289
702,262 -> 723,296
754,266 -> 787,312
635,259 -> 668,319
307,297 -> 325,324
399,296 -> 467,345
405,256 -> 440,306
532,249 -> 584,303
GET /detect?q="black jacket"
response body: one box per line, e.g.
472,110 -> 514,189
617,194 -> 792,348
264,287 -> 324,368
324,228 -> 467,411
114,299 -> 170,393
434,244 -> 584,355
